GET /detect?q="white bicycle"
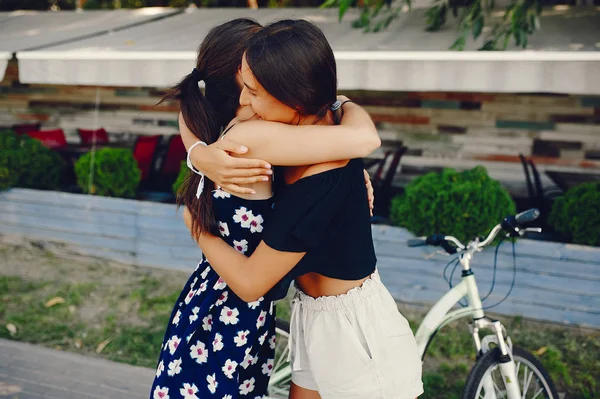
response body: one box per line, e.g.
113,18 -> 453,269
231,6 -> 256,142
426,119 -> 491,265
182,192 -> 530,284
268,209 -> 559,399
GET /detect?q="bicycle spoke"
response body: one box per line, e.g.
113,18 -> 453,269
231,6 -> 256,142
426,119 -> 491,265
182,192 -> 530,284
522,367 -> 534,398
531,387 -> 544,399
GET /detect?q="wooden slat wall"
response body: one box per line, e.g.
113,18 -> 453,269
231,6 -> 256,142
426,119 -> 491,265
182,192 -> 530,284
1,188 -> 599,328
0,188 -> 201,270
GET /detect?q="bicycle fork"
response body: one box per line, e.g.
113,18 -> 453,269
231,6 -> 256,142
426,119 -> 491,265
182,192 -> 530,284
471,319 -> 522,399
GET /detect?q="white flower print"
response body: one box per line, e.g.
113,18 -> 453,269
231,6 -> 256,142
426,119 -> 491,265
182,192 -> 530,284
180,383 -> 199,399
218,221 -> 230,237
189,307 -> 200,323
234,330 -> 250,347
249,214 -> 264,233
233,239 -> 249,254
222,396 -> 233,399
213,333 -> 224,352
216,291 -> 228,306
222,359 -> 238,379
213,188 -> 231,199
155,360 -> 165,378
184,289 -> 196,305
269,301 -> 274,315
258,331 -> 268,345
172,310 -> 181,326
202,314 -> 213,331
247,297 -> 263,310
190,341 -> 208,364
207,373 -> 219,394
168,335 -> 181,355
213,277 -> 227,290
241,348 -> 253,369
167,358 -> 182,377
196,280 -> 208,294
239,377 -> 256,396
189,276 -> 198,289
269,334 -> 276,350
261,359 -> 274,376
233,207 -> 254,228
201,266 -> 211,279
256,310 -> 267,329
219,306 -> 239,325
153,385 -> 169,399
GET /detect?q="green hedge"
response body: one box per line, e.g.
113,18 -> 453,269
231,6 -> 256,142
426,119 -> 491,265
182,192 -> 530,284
0,130 -> 65,191
548,182 -> 600,247
172,161 -> 189,195
390,166 -> 516,243
74,148 -> 141,198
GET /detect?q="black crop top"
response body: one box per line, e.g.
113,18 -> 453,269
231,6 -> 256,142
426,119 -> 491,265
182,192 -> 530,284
262,158 -> 377,280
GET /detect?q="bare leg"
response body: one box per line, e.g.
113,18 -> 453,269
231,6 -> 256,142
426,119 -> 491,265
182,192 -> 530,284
289,382 -> 321,399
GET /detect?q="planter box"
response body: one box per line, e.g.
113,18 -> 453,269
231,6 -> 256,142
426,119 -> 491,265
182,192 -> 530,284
1,188 -> 599,328
0,188 -> 200,271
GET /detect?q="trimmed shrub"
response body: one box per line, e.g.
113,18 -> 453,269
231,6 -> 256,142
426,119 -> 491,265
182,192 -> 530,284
548,182 -> 600,246
172,161 -> 189,195
0,130 -> 21,190
390,166 -> 516,243
75,148 -> 141,198
0,129 -> 65,191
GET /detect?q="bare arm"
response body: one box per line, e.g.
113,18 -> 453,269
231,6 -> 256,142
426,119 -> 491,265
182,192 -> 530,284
183,207 -> 303,302
222,100 -> 380,165
179,99 -> 380,194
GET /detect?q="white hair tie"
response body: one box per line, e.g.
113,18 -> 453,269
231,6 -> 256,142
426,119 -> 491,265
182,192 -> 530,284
186,141 -> 208,199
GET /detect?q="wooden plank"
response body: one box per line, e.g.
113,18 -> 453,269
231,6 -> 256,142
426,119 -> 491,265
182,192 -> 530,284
0,189 -> 138,214
374,241 -> 600,281
376,254 -> 600,298
0,224 -> 135,253
0,213 -> 136,240
377,256 -> 600,310
385,283 -> 600,327
373,225 -> 600,264
0,201 -> 136,227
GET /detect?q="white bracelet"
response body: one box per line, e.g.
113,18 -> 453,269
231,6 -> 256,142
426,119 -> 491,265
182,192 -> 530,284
186,141 -> 208,199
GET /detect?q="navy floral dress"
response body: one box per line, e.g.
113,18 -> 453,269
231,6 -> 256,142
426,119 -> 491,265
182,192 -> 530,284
150,188 -> 278,399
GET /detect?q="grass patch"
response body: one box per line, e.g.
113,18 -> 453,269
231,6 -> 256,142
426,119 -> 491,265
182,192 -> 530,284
1,249 -> 598,399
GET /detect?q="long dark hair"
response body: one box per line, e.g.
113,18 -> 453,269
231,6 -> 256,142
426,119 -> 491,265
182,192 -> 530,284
161,18 -> 262,239
245,19 -> 337,120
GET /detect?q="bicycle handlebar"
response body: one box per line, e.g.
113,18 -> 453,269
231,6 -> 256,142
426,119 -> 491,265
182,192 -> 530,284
406,208 -> 540,254
515,208 -> 540,225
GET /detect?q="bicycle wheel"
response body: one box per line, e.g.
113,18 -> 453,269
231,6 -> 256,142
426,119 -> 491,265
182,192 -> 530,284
462,346 -> 559,399
267,318 -> 292,399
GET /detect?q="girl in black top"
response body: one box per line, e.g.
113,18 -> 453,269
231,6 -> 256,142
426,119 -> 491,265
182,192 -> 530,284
186,20 -> 423,399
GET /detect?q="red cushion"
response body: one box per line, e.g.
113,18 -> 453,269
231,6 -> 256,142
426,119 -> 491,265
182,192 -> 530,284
161,135 -> 187,176
13,124 -> 41,134
26,129 -> 67,149
133,135 -> 161,181
78,128 -> 109,145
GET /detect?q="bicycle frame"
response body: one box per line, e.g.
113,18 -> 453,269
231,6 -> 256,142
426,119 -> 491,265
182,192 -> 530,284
414,248 -> 523,399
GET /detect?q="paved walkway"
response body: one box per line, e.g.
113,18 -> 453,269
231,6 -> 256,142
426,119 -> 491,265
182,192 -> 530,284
0,339 -> 153,399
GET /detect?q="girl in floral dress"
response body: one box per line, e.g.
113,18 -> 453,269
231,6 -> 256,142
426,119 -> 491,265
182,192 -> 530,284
150,19 -> 379,399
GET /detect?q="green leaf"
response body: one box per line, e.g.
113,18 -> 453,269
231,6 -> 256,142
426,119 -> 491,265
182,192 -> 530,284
472,15 -> 484,39
352,9 -> 370,28
338,0 -> 352,21
450,32 -> 466,51
319,0 -> 337,8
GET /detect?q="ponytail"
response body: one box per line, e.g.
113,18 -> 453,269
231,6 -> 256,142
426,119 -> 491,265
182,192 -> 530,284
160,71 -> 221,239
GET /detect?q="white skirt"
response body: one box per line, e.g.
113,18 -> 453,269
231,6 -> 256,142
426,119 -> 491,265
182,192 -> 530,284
289,270 -> 424,399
